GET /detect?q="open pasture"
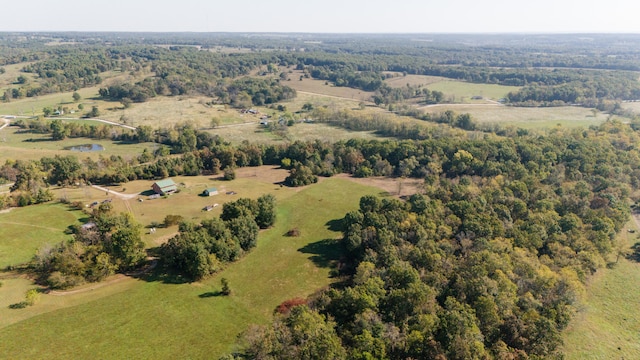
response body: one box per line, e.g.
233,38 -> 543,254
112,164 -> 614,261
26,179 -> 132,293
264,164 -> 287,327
425,79 -> 518,101
0,69 -> 141,117
0,62 -> 37,92
421,104 -> 610,128
0,178 -> 381,359
207,121 -> 385,145
0,202 -> 82,269
0,125 -> 155,162
384,73 -> 520,101
384,73 -> 449,88
96,96 -> 253,129
622,101 -> 640,113
286,69 -> 374,102
562,217 -> 640,359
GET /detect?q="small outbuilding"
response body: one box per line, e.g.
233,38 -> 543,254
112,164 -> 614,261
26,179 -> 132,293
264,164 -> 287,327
203,187 -> 218,196
152,178 -> 177,195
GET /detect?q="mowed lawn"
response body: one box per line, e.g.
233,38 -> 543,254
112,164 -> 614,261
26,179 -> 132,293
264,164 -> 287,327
0,178 -> 380,359
0,203 -> 82,268
562,218 -> 640,359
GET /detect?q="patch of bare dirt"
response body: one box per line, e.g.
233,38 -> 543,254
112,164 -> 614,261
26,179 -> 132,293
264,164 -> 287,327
334,174 -> 423,197
235,166 -> 289,184
152,232 -> 179,246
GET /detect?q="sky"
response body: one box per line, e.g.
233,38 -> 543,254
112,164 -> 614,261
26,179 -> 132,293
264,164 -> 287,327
2,0 -> 640,33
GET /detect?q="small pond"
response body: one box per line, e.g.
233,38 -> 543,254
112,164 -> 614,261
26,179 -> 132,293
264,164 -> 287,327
66,144 -> 105,152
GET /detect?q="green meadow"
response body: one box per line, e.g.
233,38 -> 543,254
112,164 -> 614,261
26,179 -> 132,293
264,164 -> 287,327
0,178 -> 380,359
0,203 -> 82,269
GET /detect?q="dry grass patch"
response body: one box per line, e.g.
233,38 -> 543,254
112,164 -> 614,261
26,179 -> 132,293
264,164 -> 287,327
334,174 -> 423,197
621,101 -> 640,113
384,73 -> 451,88
426,80 -> 519,101
98,96 -> 255,129
286,70 -> 374,102
421,104 -> 609,128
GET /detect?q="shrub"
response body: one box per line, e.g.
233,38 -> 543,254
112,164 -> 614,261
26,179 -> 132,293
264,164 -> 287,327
275,297 -> 307,314
221,278 -> 231,295
164,214 -> 184,227
286,228 -> 300,237
223,167 -> 236,181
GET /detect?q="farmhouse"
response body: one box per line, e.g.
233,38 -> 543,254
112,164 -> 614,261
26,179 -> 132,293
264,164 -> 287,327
203,187 -> 218,196
152,178 -> 177,195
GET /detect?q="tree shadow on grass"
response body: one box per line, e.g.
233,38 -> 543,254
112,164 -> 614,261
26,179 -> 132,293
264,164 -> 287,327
626,242 -> 640,262
199,291 -> 223,298
325,218 -> 344,232
298,238 -> 342,270
134,252 -> 191,285
137,268 -> 190,285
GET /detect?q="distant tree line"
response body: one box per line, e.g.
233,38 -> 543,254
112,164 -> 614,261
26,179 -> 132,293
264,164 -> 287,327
4,38 -> 640,106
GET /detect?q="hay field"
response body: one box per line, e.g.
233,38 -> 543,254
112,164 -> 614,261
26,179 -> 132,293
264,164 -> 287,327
286,70 -> 374,102
421,104 -> 609,128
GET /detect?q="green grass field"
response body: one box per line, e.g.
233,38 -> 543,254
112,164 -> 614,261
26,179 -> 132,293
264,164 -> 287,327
384,74 -> 520,101
384,73 -> 449,88
0,125 -> 156,162
562,218 -> 640,359
426,80 -> 518,101
208,121 -> 384,145
421,104 -> 609,128
0,177 -> 380,359
0,203 -> 83,269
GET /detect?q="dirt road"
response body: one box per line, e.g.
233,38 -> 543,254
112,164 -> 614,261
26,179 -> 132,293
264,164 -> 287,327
91,185 -> 139,200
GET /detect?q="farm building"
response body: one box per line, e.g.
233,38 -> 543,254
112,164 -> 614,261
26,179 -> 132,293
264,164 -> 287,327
203,187 -> 218,196
152,178 -> 177,195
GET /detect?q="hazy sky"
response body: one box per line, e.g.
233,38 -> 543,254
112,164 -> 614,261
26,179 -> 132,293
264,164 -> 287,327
2,0 -> 639,33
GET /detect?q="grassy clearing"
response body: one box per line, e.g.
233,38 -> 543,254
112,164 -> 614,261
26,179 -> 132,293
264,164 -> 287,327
0,126 -> 156,162
0,86 -> 102,116
384,74 -> 520,101
562,217 -> 640,359
287,70 -> 374,102
0,70 -> 138,117
0,178 -> 380,359
0,203 -> 83,268
384,73 -> 449,88
0,62 -> 37,91
421,104 -> 609,128
621,101 -> 640,113
426,80 -> 518,101
97,96 -> 253,129
207,121 -> 384,145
